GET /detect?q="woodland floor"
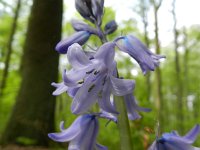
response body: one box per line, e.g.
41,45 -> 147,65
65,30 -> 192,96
0,145 -> 49,150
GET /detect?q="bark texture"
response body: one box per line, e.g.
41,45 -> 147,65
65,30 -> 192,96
1,0 -> 63,146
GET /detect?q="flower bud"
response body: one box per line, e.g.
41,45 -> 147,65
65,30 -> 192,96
75,0 -> 95,23
104,20 -> 118,35
71,19 -> 98,35
91,0 -> 104,25
55,31 -> 90,54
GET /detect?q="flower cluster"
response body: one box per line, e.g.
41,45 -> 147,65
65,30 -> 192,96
148,124 -> 200,150
47,0 -> 178,149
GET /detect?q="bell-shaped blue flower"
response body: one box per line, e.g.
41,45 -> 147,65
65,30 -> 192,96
115,35 -> 165,75
148,124 -> 200,150
55,31 -> 91,54
48,114 -> 107,150
52,42 -> 135,114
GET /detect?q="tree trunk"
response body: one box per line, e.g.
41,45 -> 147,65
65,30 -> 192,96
183,27 -> 190,126
152,0 -> 164,133
1,0 -> 63,146
0,0 -> 21,96
172,0 -> 184,133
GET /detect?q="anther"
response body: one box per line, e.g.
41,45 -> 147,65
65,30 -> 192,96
102,76 -> 107,85
86,69 -> 95,74
77,79 -> 84,84
88,84 -> 95,92
94,70 -> 100,75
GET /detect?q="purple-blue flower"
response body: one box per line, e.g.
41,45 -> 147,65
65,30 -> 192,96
124,94 -> 151,120
75,0 -> 95,23
115,35 -> 165,75
55,31 -> 91,54
52,42 -> 135,114
91,0 -> 104,25
148,124 -> 200,150
104,20 -> 118,35
48,114 -> 107,150
75,0 -> 104,25
71,19 -> 98,35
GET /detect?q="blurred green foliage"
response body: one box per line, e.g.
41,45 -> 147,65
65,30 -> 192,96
0,1 -> 200,150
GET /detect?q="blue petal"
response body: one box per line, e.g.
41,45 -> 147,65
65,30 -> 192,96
69,115 -> 99,150
110,76 -> 135,96
124,94 -> 151,120
148,141 -> 157,150
96,143 -> 108,150
94,42 -> 115,68
51,82 -> 68,96
164,141 -> 191,150
67,43 -> 92,69
98,79 -> 118,114
99,110 -> 118,123
62,70 -> 78,87
63,66 -> 94,87
55,31 -> 90,54
71,73 -> 104,114
183,124 -> 200,144
59,121 -> 65,131
48,116 -> 83,142
68,87 -> 80,98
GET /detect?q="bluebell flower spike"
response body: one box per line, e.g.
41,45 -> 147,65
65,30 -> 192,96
148,124 -> 200,150
115,35 -> 166,75
55,31 -> 91,54
48,114 -> 107,150
104,20 -> 118,35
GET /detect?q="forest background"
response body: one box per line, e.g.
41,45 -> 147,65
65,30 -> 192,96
0,0 -> 199,149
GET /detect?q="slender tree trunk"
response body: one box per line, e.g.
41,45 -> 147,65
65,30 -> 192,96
152,0 -> 164,133
1,0 -> 63,146
0,0 -> 21,96
182,27 -> 190,124
172,0 -> 184,133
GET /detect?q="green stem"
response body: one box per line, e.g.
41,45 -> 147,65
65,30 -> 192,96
115,96 -> 133,150
95,23 -> 133,150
